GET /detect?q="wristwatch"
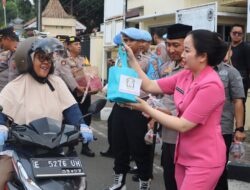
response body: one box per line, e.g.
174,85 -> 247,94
235,127 -> 244,133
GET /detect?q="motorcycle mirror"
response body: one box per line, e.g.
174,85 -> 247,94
88,99 -> 107,115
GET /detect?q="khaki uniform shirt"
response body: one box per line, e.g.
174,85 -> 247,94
160,62 -> 183,144
0,51 -> 18,92
0,74 -> 76,125
54,54 -> 87,91
136,52 -> 150,97
155,41 -> 170,64
0,51 -> 11,92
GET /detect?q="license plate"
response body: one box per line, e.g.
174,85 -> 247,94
31,157 -> 85,178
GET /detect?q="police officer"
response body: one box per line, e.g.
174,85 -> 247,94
140,30 -> 162,80
105,28 -> 152,190
100,33 -> 123,158
214,47 -> 246,190
0,26 -> 19,91
159,24 -> 192,190
152,27 -> 170,64
54,36 -> 95,157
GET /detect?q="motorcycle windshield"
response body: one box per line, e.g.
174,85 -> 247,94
29,117 -> 62,135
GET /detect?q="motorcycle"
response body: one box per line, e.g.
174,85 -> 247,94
0,98 -> 107,190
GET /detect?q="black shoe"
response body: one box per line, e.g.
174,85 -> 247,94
100,149 -> 114,158
81,144 -> 95,157
132,174 -> 139,182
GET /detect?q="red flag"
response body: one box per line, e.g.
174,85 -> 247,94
2,0 -> 6,8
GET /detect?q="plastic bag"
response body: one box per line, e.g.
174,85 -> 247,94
146,95 -> 166,109
230,141 -> 245,162
144,129 -> 161,145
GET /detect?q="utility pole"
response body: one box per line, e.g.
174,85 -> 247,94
37,0 -> 42,31
70,0 -> 74,16
2,0 -> 7,26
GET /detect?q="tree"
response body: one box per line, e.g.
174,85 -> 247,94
0,0 -> 104,34
0,0 -> 35,27
40,0 -> 104,34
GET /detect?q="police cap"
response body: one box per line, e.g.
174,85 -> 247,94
55,35 -> 69,43
113,33 -> 122,45
167,24 -> 192,39
121,27 -> 143,41
66,36 -> 81,44
141,30 -> 152,42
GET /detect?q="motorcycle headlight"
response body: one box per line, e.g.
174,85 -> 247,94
17,161 -> 42,190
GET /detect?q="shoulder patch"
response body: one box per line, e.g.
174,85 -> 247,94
156,48 -> 161,56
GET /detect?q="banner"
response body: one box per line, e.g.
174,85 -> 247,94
176,2 -> 217,32
247,0 -> 250,33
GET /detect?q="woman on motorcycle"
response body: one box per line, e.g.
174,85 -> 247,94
0,37 -> 93,190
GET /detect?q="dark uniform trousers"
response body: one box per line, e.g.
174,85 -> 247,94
72,92 -> 91,126
161,142 -> 177,190
111,103 -> 152,181
215,134 -> 233,190
107,108 -> 114,151
242,76 -> 249,126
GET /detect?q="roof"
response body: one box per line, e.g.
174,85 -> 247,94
42,0 -> 72,18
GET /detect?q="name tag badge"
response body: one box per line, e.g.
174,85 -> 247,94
119,75 -> 142,96
176,86 -> 184,94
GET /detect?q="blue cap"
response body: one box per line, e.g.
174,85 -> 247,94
113,33 -> 122,45
141,30 -> 152,42
121,27 -> 143,41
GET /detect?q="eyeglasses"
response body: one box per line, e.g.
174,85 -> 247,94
35,52 -> 54,64
231,31 -> 243,37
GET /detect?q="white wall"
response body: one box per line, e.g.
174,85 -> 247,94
104,0 -> 124,20
42,18 -> 76,37
90,33 -> 105,78
128,0 -> 185,15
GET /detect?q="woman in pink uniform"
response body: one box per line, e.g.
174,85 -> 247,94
125,30 -> 228,190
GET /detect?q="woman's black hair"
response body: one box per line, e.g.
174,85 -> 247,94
187,30 -> 228,66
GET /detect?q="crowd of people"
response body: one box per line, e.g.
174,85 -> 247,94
0,23 -> 249,190
102,24 -> 249,190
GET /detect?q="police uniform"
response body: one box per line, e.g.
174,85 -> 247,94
0,27 -> 19,92
0,51 -> 17,92
108,28 -> 152,188
155,41 -> 170,64
159,24 -> 192,190
214,62 -> 245,190
0,51 -> 10,91
54,36 -> 94,157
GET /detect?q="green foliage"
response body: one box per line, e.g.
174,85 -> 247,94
0,0 -> 104,34
0,0 -> 35,27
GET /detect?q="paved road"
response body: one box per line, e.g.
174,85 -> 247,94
77,118 -> 250,190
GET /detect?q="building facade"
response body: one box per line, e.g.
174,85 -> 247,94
126,0 -> 248,41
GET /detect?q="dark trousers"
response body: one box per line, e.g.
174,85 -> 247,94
107,107 -> 114,151
161,142 -> 177,190
112,104 -> 152,181
242,77 -> 249,126
215,134 -> 233,190
73,94 -> 92,126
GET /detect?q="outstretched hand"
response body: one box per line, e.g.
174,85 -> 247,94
124,97 -> 150,113
122,43 -> 139,69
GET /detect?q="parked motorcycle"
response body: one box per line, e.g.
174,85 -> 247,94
0,99 -> 107,190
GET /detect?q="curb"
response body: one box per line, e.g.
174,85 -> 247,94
228,162 -> 250,182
